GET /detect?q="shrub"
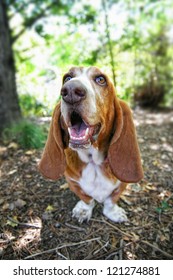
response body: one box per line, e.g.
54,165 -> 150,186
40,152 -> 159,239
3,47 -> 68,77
19,94 -> 47,116
3,120 -> 47,149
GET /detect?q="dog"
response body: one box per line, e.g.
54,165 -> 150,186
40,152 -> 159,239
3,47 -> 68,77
39,66 -> 143,223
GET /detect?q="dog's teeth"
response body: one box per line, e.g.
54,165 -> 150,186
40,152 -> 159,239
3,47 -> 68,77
70,135 -> 86,140
68,127 -> 72,136
68,127 -> 89,141
85,128 -> 89,136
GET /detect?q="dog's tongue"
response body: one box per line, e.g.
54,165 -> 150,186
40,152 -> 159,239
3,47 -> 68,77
68,122 -> 89,140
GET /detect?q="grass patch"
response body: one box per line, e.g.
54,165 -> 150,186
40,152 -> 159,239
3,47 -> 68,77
3,119 -> 47,149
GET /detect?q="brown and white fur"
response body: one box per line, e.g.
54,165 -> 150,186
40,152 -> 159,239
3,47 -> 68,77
38,66 -> 143,223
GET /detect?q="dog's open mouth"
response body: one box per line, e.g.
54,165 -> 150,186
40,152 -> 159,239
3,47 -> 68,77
68,111 -> 99,148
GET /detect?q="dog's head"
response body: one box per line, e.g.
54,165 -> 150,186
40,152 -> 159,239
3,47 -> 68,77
39,66 -> 143,182
60,66 -> 116,150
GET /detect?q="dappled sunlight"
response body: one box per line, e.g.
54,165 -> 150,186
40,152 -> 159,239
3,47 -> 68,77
134,109 -> 173,127
149,142 -> 173,164
150,144 -> 160,151
162,143 -> 173,153
14,217 -> 42,251
0,217 -> 42,258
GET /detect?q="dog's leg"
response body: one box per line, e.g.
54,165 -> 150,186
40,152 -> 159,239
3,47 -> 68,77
103,197 -> 128,222
72,200 -> 95,223
111,182 -> 127,203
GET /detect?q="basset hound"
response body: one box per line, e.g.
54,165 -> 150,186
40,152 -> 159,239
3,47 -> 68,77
39,66 -> 143,223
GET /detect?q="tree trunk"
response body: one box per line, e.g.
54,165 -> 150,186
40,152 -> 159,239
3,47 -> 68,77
0,0 -> 21,133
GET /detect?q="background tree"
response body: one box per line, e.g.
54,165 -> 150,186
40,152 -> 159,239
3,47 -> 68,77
0,0 -> 75,131
0,0 -> 21,132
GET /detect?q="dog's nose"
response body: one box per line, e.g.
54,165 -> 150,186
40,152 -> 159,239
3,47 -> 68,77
61,81 -> 87,104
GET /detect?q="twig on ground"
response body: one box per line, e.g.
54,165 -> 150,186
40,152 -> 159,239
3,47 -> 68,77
56,250 -> 68,260
165,194 -> 173,202
7,216 -> 41,229
141,240 -> 173,259
0,237 -> 16,244
65,223 -> 86,232
119,239 -> 124,260
105,242 -> 133,260
91,218 -> 173,259
130,223 -> 151,230
24,237 -> 100,259
91,218 -> 133,238
93,240 -> 109,255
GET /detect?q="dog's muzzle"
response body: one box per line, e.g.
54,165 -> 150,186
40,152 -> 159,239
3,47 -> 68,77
61,80 -> 100,149
61,80 -> 87,105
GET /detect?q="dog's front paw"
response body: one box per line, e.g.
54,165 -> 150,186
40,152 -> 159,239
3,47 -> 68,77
72,200 -> 95,223
103,198 -> 128,223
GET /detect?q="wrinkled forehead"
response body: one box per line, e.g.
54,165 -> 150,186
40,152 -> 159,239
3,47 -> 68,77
63,66 -> 104,79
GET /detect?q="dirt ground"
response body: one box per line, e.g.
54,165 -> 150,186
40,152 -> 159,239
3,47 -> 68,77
0,108 -> 173,260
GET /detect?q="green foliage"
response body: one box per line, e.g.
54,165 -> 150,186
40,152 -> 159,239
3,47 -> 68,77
7,0 -> 173,111
68,4 -> 97,25
3,120 -> 47,149
156,200 -> 170,214
118,0 -> 173,106
19,94 -> 47,116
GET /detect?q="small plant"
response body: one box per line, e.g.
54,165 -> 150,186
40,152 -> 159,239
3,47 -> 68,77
3,120 -> 47,149
156,200 -> 170,214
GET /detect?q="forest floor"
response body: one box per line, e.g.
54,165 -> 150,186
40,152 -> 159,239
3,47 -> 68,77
0,108 -> 173,260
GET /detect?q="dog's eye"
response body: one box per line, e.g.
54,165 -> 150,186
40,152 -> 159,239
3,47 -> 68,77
95,76 -> 106,86
64,76 -> 72,83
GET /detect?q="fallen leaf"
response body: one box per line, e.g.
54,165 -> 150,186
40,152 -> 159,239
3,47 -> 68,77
25,174 -> 32,178
132,232 -> 140,242
152,160 -> 161,167
60,183 -> 69,190
145,183 -> 157,191
160,235 -> 166,242
2,203 -> 10,211
130,183 -> 142,192
25,150 -> 35,155
0,199 -> 4,205
8,169 -> 17,175
45,205 -> 54,212
14,199 -> 26,208
0,146 -> 7,154
8,142 -> 18,149
7,216 -> 18,228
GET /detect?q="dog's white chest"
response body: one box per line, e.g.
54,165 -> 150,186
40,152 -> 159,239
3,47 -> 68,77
79,162 -> 119,203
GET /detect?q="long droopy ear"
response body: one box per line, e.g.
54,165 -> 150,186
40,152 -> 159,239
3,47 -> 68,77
108,100 -> 143,183
38,102 -> 66,180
